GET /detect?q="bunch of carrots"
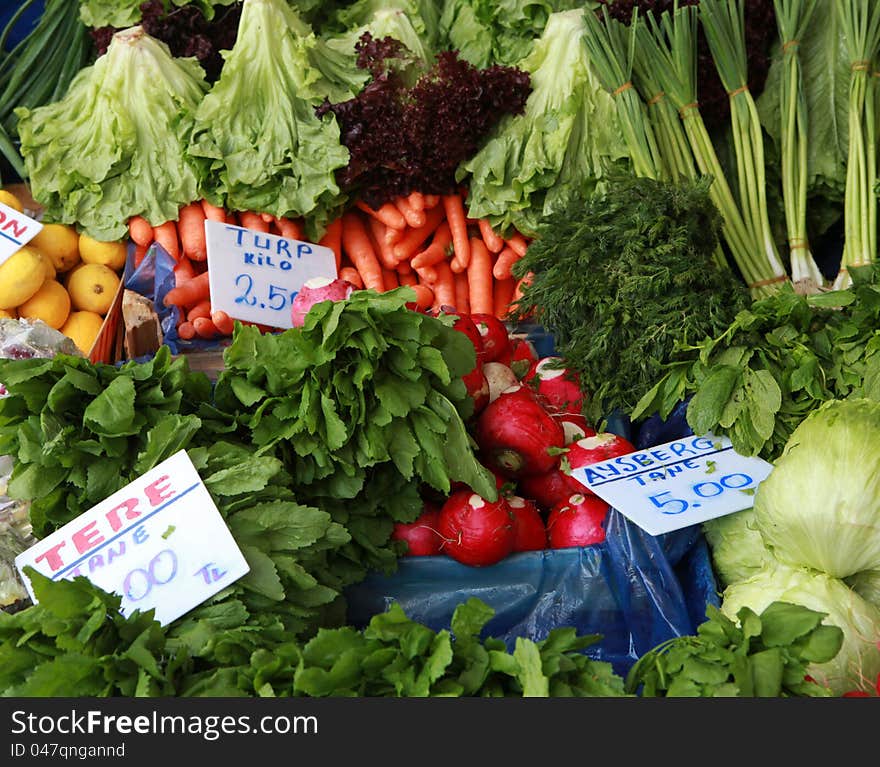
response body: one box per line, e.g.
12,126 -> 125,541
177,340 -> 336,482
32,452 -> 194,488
127,189 -> 531,342
343,189 -> 531,317
127,199 -> 312,341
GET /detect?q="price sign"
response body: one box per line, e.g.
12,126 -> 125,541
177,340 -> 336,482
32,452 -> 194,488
15,450 -> 249,625
205,219 -> 337,329
0,201 -> 42,267
570,434 -> 774,536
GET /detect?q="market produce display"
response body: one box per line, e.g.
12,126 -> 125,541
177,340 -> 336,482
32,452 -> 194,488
0,0 -> 879,700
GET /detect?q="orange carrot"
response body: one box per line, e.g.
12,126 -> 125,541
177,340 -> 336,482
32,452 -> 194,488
355,200 -> 407,230
423,194 -> 440,209
239,211 -> 270,233
134,243 -> 148,269
128,215 -> 154,247
453,269 -> 470,314
492,246 -> 520,281
211,309 -> 235,336
395,194 -> 426,228
164,270 -> 210,308
443,193 -> 471,270
411,221 -> 452,269
339,266 -> 364,289
506,232 -> 529,257
415,265 -> 438,284
433,261 -> 456,309
193,316 -> 221,340
276,216 -> 305,241
153,220 -> 181,262
367,215 -> 400,269
467,236 -> 494,315
407,191 -> 426,212
382,268 -> 400,291
178,201 -> 208,261
177,320 -> 196,340
396,259 -> 413,275
186,298 -> 213,323
341,212 -> 385,292
201,199 -> 227,223
409,283 -> 434,310
225,211 -> 239,227
391,205 -> 446,262
398,269 -> 418,286
318,217 -> 343,270
493,277 -> 516,320
173,256 -> 197,287
513,272 -> 534,304
260,212 -> 274,223
478,219 -> 505,254
450,256 -> 467,274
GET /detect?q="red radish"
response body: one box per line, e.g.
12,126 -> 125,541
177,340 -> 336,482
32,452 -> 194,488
483,361 -> 522,403
517,469 -> 583,513
475,386 -> 565,478
463,366 -> 490,415
391,503 -> 443,556
523,357 -> 585,414
290,276 -> 354,327
507,495 -> 548,552
546,494 -> 610,548
567,432 -> 636,468
470,313 -> 511,363
497,336 -> 538,375
438,307 -> 485,364
552,412 -> 596,445
437,490 -> 516,567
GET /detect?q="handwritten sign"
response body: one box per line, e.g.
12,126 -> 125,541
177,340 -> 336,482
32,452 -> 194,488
570,434 -> 774,536
15,450 -> 249,625
0,201 -> 42,267
205,219 -> 337,329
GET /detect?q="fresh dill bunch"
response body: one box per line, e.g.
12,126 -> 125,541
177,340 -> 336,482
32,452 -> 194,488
511,173 -> 752,423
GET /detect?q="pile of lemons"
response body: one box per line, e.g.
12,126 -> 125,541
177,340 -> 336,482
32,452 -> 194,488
0,190 -> 126,356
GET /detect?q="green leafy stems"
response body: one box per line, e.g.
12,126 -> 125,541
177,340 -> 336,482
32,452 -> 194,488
833,0 -> 880,289
635,2 -> 787,298
772,0 -> 825,294
582,6 -> 666,182
700,0 -> 790,296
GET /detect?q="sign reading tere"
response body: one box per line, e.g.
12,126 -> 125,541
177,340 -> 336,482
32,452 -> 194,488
15,450 -> 249,625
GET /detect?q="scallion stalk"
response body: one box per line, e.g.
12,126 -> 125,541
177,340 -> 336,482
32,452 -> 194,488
636,3 -> 782,298
699,0 -> 789,296
582,6 -> 666,181
773,0 -> 824,294
833,0 -> 880,288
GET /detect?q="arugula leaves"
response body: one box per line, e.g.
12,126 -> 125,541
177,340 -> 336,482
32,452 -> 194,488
625,601 -> 843,697
633,264 -> 880,459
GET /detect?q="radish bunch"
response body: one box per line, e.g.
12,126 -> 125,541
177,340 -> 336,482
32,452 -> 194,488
392,311 -> 638,567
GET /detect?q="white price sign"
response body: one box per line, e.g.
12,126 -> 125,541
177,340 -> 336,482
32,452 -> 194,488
0,201 -> 42,267
205,219 -> 337,329
570,434 -> 774,536
15,450 -> 249,625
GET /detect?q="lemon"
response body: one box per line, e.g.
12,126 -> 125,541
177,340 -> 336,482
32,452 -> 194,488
30,223 -> 80,272
0,307 -> 17,319
60,310 -> 104,356
0,189 -> 23,212
17,278 -> 71,330
79,233 -> 127,271
0,247 -> 48,309
66,263 -> 120,315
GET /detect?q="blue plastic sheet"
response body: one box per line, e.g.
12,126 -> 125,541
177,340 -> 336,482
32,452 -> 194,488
345,394 -> 720,678
123,241 -> 232,356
